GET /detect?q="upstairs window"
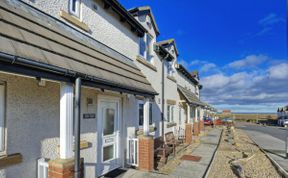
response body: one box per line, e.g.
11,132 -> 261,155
167,61 -> 175,76
179,107 -> 182,125
139,34 -> 153,63
167,105 -> 174,122
195,86 -> 199,96
138,101 -> 152,126
0,83 -> 6,156
140,36 -> 146,57
69,0 -> 81,18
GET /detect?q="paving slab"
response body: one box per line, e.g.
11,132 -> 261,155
170,128 -> 222,178
116,128 -> 222,178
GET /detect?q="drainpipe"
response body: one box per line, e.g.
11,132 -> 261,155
74,77 -> 82,178
161,54 -> 169,139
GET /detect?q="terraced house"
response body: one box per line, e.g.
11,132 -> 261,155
0,0 -> 215,177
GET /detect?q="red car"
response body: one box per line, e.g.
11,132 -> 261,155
204,118 -> 213,125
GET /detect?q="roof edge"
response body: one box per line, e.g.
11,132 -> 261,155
175,64 -> 199,85
156,39 -> 179,56
128,6 -> 160,36
102,0 -> 147,37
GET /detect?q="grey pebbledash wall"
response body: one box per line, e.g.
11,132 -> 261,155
19,0 -> 140,60
0,73 -> 101,178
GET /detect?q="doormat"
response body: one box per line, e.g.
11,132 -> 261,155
103,168 -> 127,178
180,155 -> 202,162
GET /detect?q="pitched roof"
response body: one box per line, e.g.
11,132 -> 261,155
101,0 -> 147,37
154,44 -> 174,61
156,39 -> 179,56
129,6 -> 160,36
0,0 -> 157,96
177,85 -> 205,106
175,64 -> 199,85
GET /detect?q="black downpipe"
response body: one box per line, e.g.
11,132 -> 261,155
74,77 -> 82,178
161,54 -> 169,139
161,57 -> 165,139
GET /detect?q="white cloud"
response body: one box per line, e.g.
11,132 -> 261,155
178,59 -> 189,67
202,74 -> 229,89
268,63 -> 288,79
200,63 -> 217,72
228,55 -> 268,69
189,60 -> 205,66
258,13 -> 285,26
201,61 -> 288,111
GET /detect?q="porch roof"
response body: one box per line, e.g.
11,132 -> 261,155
0,1 -> 157,97
177,85 -> 205,106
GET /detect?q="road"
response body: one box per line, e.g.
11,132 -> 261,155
236,122 -> 288,173
236,123 -> 288,142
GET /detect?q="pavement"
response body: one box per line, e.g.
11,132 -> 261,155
115,127 -> 222,178
237,123 -> 288,174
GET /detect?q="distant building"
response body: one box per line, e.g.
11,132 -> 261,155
222,109 -> 232,114
277,105 -> 288,119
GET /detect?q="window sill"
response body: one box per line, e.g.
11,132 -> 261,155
166,122 -> 177,128
136,126 -> 157,135
0,153 -> 23,168
136,55 -> 157,72
57,140 -> 91,151
167,99 -> 176,105
167,76 -> 177,83
60,10 -> 90,32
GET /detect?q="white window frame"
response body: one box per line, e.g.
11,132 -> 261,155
0,82 -> 7,157
139,34 -> 146,58
139,33 -> 154,63
167,105 -> 174,123
179,106 -> 182,125
138,100 -> 152,127
167,61 -> 175,77
69,0 -> 81,18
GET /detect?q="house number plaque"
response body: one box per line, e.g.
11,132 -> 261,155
83,113 -> 96,119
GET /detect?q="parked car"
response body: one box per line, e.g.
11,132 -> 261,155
204,118 -> 213,125
222,118 -> 233,123
278,117 -> 288,127
284,120 -> 288,127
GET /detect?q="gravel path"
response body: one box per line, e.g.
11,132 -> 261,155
208,126 -> 281,178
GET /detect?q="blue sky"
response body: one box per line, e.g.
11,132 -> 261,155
120,0 -> 287,113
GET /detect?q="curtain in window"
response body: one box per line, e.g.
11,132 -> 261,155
140,36 -> 146,57
149,103 -> 152,125
0,84 -> 5,152
139,103 -> 144,126
146,35 -> 152,61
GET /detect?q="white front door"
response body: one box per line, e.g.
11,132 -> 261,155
97,97 -> 121,177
